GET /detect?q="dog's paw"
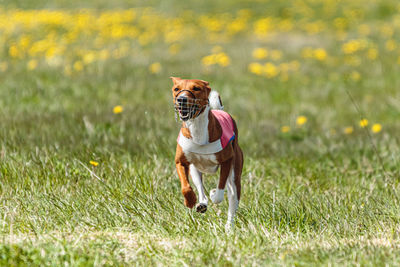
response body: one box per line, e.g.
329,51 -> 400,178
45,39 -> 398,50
182,187 -> 197,208
195,203 -> 207,213
210,188 -> 224,204
225,222 -> 234,234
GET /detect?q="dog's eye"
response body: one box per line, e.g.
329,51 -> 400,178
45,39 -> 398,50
193,87 -> 201,91
174,88 -> 179,91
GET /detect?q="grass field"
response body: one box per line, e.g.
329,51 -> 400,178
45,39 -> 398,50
1,0 -> 400,265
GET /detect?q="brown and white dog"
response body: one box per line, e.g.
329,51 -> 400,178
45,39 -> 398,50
171,77 -> 243,229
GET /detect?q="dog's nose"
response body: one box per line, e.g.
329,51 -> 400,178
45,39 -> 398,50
177,95 -> 188,104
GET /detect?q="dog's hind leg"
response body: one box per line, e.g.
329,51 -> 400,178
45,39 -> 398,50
210,159 -> 233,204
190,164 -> 208,213
226,168 -> 239,231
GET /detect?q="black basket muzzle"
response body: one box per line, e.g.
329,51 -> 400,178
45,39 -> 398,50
174,90 -> 207,121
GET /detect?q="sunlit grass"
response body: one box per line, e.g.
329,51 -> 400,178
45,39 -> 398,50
0,0 -> 400,265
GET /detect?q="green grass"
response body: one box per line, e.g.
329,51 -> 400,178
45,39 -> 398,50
1,0 -> 400,265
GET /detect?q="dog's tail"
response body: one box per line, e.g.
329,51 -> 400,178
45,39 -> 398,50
208,90 -> 224,110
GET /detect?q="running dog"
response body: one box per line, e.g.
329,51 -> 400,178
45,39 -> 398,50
171,77 -> 243,229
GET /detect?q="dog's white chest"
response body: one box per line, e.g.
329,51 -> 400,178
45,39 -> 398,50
184,151 -> 219,174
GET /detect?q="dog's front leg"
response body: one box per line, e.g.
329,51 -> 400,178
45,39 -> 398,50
210,158 -> 233,204
190,164 -> 208,213
176,162 -> 197,208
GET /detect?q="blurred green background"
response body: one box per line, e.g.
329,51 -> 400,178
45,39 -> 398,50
0,0 -> 400,265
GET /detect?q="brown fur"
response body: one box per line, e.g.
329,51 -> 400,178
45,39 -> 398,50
171,77 -> 244,208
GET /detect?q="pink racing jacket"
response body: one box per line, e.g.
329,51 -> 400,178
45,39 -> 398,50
177,110 -> 235,154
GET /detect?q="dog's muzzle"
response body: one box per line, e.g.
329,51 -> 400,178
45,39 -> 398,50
174,90 -> 207,121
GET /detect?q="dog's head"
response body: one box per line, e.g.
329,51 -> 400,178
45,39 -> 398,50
170,77 -> 211,121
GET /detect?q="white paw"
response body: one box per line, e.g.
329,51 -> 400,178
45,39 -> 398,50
225,222 -> 234,233
210,188 -> 224,204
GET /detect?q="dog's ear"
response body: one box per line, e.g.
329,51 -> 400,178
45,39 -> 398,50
170,77 -> 181,84
200,80 -> 209,86
201,80 -> 211,94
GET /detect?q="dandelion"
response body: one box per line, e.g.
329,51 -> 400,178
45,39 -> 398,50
385,40 -> 396,51
342,40 -> 364,54
83,52 -> 96,64
90,160 -> 99,167
359,119 -> 368,128
350,71 -> 361,81
314,48 -> 327,61
281,126 -> 290,133
296,116 -> 307,126
73,61 -> 83,71
113,105 -> 123,114
9,45 -> 20,58
252,48 -> 268,59
27,59 -> 38,70
380,25 -> 394,37
216,53 -> 230,67
149,62 -> 161,73
202,55 -> 215,66
264,62 -> 279,78
168,44 -> 181,55
371,123 -> 382,133
202,53 -> 230,67
344,126 -> 354,134
248,62 -> 263,75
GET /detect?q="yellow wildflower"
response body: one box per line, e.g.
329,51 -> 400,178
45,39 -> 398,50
296,116 -> 307,126
359,119 -> 368,128
252,48 -> 268,60
371,123 -> 382,133
248,62 -> 263,75
350,71 -> 361,81
83,52 -> 96,64
149,62 -> 161,73
314,48 -> 327,61
380,25 -> 394,37
73,61 -> 83,71
9,45 -> 20,58
216,53 -> 230,67
27,59 -> 38,70
344,126 -> 354,134
113,105 -> 123,114
281,126 -> 290,133
202,55 -> 215,66
342,40 -> 365,54
385,40 -> 396,51
90,160 -> 99,167
289,61 -> 300,71
264,62 -> 279,78
169,44 -> 181,55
